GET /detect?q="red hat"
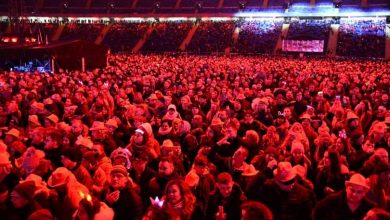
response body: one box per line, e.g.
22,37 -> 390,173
111,165 -> 128,176
273,162 -> 296,182
346,173 -> 369,189
13,180 -> 36,200
47,167 -> 71,188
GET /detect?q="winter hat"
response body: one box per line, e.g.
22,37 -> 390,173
111,165 -> 128,176
181,120 -> 191,133
110,148 -> 132,170
346,111 -> 359,121
148,94 -> 158,101
168,104 -> 177,111
300,113 -> 311,121
27,209 -> 53,220
291,141 -> 305,153
162,139 -> 176,148
139,123 -> 153,137
13,180 -> 36,200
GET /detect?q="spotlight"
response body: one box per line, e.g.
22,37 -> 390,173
63,2 -> 69,9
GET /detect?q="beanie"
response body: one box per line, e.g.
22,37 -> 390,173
111,165 -> 128,176
13,181 -> 36,200
291,141 -> 305,153
139,123 -> 153,137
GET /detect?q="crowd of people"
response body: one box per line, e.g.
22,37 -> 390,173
337,18 -> 386,58
286,19 -> 331,41
0,53 -> 389,220
102,22 -> 149,52
1,17 -> 387,58
142,22 -> 193,53
60,23 -> 103,42
234,19 -> 283,54
187,21 -> 235,53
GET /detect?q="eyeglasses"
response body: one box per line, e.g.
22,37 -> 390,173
279,177 -> 296,186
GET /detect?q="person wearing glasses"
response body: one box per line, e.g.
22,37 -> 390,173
256,161 -> 314,220
313,173 -> 374,220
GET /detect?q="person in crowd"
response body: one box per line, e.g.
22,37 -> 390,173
241,200 -> 273,220
162,179 -> 196,220
257,161 -> 314,220
47,167 -> 89,219
206,172 -> 246,220
105,165 -> 143,220
147,156 -> 180,200
0,45 -> 389,220
313,173 -> 374,220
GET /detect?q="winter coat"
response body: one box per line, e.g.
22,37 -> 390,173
206,183 -> 246,220
107,185 -> 143,220
313,190 -> 374,220
257,179 -> 314,220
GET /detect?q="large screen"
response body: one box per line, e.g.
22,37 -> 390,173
282,40 -> 324,53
